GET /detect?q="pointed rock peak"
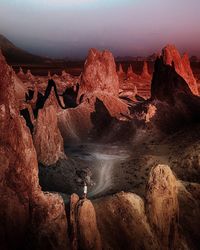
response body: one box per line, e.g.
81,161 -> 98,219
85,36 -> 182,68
19,67 -> 24,75
62,70 -> 67,77
77,48 -> 119,102
151,57 -> 193,102
162,44 -> 198,95
127,64 -> 137,79
118,64 -> 124,74
141,61 -> 151,79
127,64 -> 133,74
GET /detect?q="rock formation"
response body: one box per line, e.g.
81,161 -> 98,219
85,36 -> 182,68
117,63 -> 126,80
26,69 -> 34,80
135,55 -> 200,133
33,105 -> 66,166
162,44 -> 198,95
146,165 -> 179,249
17,66 -> 25,78
12,68 -> 27,102
127,64 -> 137,79
141,61 -> 151,79
77,48 -> 119,102
0,50 -> 68,250
69,194 -> 102,250
39,162 -> 200,250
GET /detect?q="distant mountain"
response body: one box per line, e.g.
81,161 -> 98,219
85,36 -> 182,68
0,34 -> 57,65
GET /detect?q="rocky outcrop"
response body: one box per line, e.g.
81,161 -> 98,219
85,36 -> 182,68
33,105 -> 66,166
93,192 -> 158,250
141,61 -> 151,79
127,64 -> 137,79
0,50 -> 68,250
58,102 -> 93,143
146,165 -> 179,249
77,48 -> 119,102
26,69 -> 34,80
162,44 -> 198,95
69,194 -> 102,250
143,55 -> 200,133
12,68 -> 27,102
65,164 -> 200,250
17,67 -> 25,78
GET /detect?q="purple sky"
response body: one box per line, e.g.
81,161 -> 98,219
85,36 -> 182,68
0,0 -> 199,59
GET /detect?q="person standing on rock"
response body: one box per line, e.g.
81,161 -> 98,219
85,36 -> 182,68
83,181 -> 88,199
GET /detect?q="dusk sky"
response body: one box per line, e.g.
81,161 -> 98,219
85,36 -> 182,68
0,0 -> 200,59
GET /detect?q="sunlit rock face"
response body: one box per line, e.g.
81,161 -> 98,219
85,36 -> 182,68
162,44 -> 198,95
146,165 -> 179,249
77,48 -> 119,102
33,105 -> 66,166
0,51 -> 68,250
58,102 -> 93,143
56,48 -> 130,143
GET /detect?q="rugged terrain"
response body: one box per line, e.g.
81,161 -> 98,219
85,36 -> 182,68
0,40 -> 200,250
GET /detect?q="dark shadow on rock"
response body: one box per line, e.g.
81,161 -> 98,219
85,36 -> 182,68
90,98 -> 135,143
131,57 -> 200,134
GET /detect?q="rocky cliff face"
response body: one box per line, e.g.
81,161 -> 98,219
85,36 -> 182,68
33,105 -> 66,166
77,48 -> 119,102
0,51 -> 69,250
66,164 -> 199,250
162,44 -> 198,95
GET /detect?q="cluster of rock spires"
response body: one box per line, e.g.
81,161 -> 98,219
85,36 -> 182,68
0,41 -> 200,249
0,51 -> 68,250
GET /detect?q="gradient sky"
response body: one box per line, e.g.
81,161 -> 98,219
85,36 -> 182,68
0,0 -> 199,59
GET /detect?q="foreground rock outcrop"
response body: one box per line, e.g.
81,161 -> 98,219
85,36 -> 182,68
146,165 -> 179,249
0,50 -> 68,250
67,164 -> 199,250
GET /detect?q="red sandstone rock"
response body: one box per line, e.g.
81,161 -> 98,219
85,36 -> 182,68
69,195 -> 102,250
77,48 -> 119,102
141,61 -> 151,79
117,63 -> 126,80
77,199 -> 102,250
127,64 -> 137,79
33,105 -> 66,166
162,44 -> 198,95
0,50 -> 68,250
93,192 -> 158,250
146,165 -> 179,249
